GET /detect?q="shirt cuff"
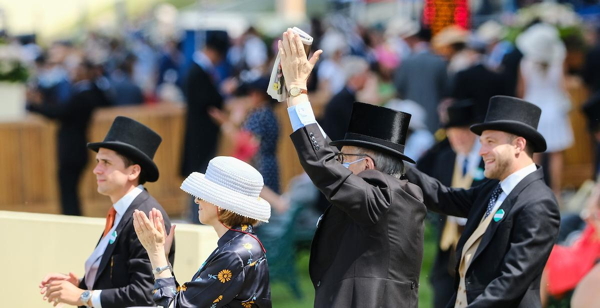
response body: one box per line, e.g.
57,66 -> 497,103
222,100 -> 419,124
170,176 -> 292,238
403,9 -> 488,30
287,101 -> 327,138
91,290 -> 102,308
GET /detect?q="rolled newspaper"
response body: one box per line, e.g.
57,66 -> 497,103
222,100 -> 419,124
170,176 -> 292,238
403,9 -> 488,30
267,27 -> 313,102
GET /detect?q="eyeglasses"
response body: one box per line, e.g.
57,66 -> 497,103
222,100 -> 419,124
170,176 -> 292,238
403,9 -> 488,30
335,153 -> 375,168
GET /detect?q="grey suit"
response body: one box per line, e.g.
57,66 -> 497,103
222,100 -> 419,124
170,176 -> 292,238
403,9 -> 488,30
291,123 -> 427,308
394,51 -> 448,133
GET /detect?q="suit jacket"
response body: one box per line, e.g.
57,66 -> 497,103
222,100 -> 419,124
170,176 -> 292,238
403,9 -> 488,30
394,51 -> 448,133
406,166 -> 560,308
79,190 -> 176,308
416,140 -> 487,308
451,64 -> 509,122
291,123 -> 427,308
180,62 -> 223,176
28,80 -> 110,168
321,87 -> 356,142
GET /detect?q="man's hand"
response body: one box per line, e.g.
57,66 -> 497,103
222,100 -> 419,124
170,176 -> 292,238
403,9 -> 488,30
43,280 -> 86,307
39,272 -> 79,295
278,28 -> 322,90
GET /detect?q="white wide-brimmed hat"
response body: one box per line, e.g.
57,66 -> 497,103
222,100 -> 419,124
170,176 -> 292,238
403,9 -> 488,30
180,156 -> 271,222
516,23 -> 566,64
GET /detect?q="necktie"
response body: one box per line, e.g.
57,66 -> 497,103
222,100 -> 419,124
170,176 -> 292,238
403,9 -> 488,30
462,157 -> 469,177
484,184 -> 503,219
103,207 -> 117,237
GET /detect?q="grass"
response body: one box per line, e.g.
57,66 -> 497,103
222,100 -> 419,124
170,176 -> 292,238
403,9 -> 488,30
271,222 -> 438,308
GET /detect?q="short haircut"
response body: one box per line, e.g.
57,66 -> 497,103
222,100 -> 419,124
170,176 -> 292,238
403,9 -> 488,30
356,147 -> 405,179
219,209 -> 260,227
115,152 -> 146,185
507,134 -> 534,158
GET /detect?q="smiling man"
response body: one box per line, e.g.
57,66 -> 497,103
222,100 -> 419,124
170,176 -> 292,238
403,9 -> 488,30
407,96 -> 560,307
39,116 -> 175,308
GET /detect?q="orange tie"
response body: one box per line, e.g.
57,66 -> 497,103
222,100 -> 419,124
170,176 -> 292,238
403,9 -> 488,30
103,207 -> 117,237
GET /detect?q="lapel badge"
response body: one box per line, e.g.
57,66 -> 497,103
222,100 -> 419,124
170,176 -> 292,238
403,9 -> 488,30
493,209 -> 505,222
109,230 -> 118,244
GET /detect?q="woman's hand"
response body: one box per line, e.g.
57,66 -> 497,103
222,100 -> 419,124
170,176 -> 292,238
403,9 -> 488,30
278,28 -> 322,90
133,209 -> 166,256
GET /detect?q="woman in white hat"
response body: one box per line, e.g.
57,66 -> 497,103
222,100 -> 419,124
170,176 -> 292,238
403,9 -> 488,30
133,156 -> 271,307
516,23 -> 574,203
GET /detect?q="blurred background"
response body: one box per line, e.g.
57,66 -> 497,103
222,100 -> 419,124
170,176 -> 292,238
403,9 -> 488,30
2,0 -> 600,307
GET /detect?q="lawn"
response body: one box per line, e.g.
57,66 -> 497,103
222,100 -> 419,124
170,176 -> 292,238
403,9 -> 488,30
271,222 -> 438,307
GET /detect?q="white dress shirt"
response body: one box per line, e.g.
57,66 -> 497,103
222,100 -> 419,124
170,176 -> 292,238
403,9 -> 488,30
84,185 -> 144,308
287,101 -> 328,138
489,164 -> 537,216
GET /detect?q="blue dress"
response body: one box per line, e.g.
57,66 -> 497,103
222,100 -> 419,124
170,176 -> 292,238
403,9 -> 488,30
243,106 -> 280,193
153,225 -> 271,307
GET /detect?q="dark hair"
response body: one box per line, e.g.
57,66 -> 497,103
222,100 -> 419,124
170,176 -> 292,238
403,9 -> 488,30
219,209 -> 260,227
116,152 -> 147,184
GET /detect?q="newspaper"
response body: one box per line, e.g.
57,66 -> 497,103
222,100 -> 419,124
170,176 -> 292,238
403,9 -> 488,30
267,27 -> 313,102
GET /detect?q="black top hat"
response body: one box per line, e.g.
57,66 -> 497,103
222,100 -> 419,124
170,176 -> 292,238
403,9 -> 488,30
445,99 -> 476,128
330,102 -> 415,163
470,96 -> 547,152
582,91 -> 600,133
87,116 -> 162,182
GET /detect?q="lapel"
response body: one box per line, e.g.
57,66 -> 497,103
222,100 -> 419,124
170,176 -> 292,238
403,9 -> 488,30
94,190 -> 149,284
470,167 -> 544,263
455,180 -> 498,260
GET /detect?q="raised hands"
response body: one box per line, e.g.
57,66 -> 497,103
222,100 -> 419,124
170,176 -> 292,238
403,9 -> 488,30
133,208 -> 175,257
278,28 -> 322,90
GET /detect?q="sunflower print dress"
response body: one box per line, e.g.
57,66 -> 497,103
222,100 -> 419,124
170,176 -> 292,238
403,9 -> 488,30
153,225 -> 271,307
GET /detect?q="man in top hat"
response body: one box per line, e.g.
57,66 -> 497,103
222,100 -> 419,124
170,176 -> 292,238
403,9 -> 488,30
406,95 -> 560,307
279,29 -> 427,307
39,116 -> 176,308
181,30 -> 229,223
416,100 -> 487,308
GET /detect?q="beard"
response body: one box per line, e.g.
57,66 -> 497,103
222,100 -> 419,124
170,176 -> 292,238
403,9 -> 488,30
484,154 -> 511,180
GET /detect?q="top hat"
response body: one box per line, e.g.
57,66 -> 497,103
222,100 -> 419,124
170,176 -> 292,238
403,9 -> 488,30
470,96 -> 547,152
330,102 -> 415,163
88,116 -> 162,182
180,156 -> 270,222
445,100 -> 476,128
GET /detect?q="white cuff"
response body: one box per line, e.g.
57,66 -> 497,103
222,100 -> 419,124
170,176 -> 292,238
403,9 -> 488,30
91,290 -> 102,308
287,101 -> 328,138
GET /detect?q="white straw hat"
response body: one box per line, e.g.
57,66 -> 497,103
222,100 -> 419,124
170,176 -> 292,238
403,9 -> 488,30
180,156 -> 271,222
516,23 -> 566,64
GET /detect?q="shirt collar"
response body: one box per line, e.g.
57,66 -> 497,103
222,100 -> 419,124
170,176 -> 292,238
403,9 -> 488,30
456,140 -> 482,173
217,224 -> 255,247
113,185 -> 144,215
499,163 -> 537,196
193,51 -> 214,72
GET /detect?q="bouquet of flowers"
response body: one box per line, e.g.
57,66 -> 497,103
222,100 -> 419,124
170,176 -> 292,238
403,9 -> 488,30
0,40 -> 29,83
506,3 -> 584,49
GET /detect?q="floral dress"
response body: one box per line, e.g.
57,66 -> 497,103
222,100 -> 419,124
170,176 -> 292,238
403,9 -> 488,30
153,225 -> 271,308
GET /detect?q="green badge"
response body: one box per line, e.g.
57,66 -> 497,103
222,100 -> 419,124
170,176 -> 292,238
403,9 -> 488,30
493,209 -> 505,222
109,230 -> 117,244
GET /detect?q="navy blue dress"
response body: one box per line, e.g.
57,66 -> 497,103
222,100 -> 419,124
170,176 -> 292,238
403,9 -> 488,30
153,225 -> 271,307
243,106 -> 280,193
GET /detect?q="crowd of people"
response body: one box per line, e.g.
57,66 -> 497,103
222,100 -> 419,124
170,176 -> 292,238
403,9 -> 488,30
7,7 -> 599,308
